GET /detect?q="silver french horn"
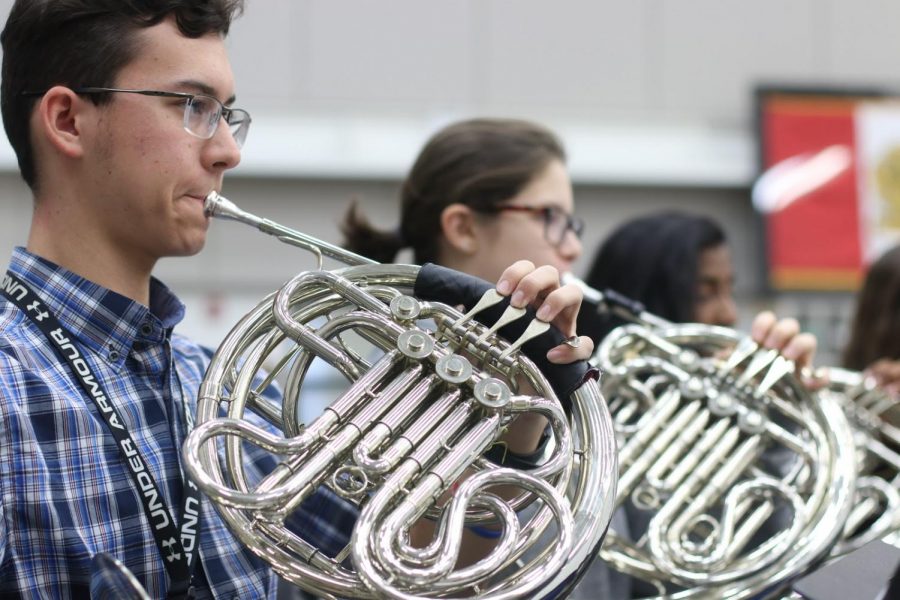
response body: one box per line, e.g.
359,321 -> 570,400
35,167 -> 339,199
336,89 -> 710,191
816,367 -> 900,555
564,275 -> 858,599
177,193 -> 618,599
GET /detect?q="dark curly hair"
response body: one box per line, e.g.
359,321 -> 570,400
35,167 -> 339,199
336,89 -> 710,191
1,0 -> 245,189
578,211 -> 728,340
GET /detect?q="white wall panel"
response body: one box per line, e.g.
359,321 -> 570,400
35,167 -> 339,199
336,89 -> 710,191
303,1 -> 475,110
480,0 -> 650,115
227,0 -> 308,111
827,0 -> 900,87
657,0 -> 820,124
0,1 -> 898,184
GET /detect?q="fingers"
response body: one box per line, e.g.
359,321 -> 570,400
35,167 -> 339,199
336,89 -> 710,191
750,309 -> 817,373
546,335 -> 594,364
750,311 -> 800,349
496,262 -> 576,329
780,333 -> 816,369
749,310 -> 777,343
867,358 -> 900,388
495,260 -> 538,296
497,262 -> 558,311
495,260 -> 590,364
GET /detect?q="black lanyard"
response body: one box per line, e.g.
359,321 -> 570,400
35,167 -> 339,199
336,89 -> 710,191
2,271 -> 201,599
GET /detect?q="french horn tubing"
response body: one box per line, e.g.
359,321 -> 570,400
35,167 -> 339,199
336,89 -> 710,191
563,274 -> 858,599
179,193 -> 618,599
90,552 -> 151,600
816,367 -> 900,555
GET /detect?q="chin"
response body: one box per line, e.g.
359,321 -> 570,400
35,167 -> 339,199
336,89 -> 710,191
187,239 -> 207,256
174,234 -> 208,257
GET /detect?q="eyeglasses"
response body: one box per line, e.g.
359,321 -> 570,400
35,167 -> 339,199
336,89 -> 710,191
478,204 -> 584,247
22,86 -> 251,148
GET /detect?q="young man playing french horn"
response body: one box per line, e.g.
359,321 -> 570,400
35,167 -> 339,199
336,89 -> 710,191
0,1 -> 602,596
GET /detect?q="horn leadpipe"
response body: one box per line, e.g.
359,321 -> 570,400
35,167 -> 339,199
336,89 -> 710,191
562,272 -> 670,330
205,190 -> 376,267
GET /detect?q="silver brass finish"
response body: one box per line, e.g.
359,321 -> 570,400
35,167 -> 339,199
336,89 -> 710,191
435,353 -> 474,384
567,274 -> 858,599
179,193 -> 618,599
818,367 -> 900,556
474,378 -> 512,409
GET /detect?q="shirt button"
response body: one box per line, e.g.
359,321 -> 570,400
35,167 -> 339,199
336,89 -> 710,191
139,322 -> 154,336
107,349 -> 120,362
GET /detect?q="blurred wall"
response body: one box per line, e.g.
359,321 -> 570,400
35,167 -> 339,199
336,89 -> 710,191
0,0 -> 888,362
227,0 -> 900,129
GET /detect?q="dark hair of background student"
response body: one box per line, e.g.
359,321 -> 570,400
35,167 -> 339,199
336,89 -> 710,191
843,244 -> 900,371
578,211 -> 730,340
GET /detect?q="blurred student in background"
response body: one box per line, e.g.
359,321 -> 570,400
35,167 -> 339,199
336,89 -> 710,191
300,117 -> 589,410
843,243 -> 900,391
342,115 -> 606,586
577,211 -> 738,341
576,210 -> 827,597
342,117 -> 583,285
342,116 -> 633,599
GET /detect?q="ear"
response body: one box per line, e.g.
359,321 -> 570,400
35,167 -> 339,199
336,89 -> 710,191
440,203 -> 480,255
34,86 -> 89,159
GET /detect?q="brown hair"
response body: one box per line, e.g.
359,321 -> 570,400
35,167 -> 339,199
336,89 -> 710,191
1,0 -> 245,190
341,117 -> 566,265
843,244 -> 900,370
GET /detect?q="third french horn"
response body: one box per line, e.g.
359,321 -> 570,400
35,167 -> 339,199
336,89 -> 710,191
817,366 -> 900,555
565,275 -> 858,599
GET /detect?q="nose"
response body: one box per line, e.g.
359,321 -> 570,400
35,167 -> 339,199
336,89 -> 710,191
204,120 -> 242,171
558,228 -> 583,262
716,294 -> 739,327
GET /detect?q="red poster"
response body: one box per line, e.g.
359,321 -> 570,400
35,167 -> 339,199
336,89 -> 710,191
760,96 -> 861,290
757,92 -> 900,290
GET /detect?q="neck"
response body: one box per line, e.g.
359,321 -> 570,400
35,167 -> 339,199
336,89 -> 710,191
440,253 -> 494,284
27,199 -> 154,306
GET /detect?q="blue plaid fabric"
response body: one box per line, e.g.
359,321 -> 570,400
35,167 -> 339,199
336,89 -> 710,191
0,247 -> 357,599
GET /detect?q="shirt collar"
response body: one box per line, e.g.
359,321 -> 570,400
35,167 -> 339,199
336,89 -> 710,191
8,247 -> 186,364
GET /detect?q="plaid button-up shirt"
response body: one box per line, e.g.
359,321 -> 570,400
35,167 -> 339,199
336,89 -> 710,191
0,247 -> 357,598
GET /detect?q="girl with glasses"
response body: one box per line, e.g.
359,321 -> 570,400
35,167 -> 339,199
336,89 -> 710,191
342,117 -> 632,599
342,117 -> 584,285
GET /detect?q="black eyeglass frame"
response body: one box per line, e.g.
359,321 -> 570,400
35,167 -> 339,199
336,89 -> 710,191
475,204 -> 585,247
21,86 -> 251,147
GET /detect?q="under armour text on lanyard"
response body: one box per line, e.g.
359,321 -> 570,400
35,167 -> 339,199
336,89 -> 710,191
1,270 -> 201,599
